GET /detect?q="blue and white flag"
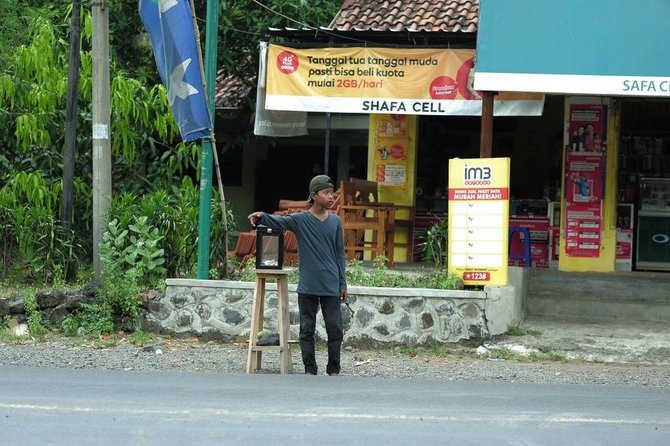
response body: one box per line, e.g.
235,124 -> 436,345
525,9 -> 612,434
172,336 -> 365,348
139,0 -> 211,142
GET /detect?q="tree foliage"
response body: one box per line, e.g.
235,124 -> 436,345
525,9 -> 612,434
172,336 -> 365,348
0,7 -> 199,191
0,1 -> 56,62
0,1 -> 341,284
218,0 -> 341,110
0,5 -> 205,282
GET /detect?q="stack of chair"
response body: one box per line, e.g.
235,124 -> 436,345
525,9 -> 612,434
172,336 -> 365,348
337,178 -> 416,267
337,178 -> 395,267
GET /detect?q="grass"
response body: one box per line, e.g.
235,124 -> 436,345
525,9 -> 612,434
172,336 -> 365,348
487,348 -> 514,360
481,345 -> 568,363
505,325 -> 543,337
394,346 -> 419,357
546,352 -> 567,362
429,343 -> 450,357
129,330 -> 155,346
0,330 -> 31,344
95,336 -> 121,349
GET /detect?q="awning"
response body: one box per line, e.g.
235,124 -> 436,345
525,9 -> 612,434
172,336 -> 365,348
474,0 -> 670,97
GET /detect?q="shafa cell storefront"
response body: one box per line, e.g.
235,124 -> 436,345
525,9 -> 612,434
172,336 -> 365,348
475,0 -> 670,273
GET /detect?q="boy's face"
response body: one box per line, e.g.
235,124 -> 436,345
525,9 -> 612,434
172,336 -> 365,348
312,188 -> 335,208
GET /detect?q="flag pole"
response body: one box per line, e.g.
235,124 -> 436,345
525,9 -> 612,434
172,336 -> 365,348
190,0 -> 228,278
193,0 -> 222,279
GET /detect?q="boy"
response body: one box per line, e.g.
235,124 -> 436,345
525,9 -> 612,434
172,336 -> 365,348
247,175 -> 348,376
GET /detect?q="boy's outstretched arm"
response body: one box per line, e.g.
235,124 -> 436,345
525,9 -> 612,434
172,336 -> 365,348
247,211 -> 263,227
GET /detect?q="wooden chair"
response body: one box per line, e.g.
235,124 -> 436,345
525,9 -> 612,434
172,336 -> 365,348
348,178 -> 415,263
283,230 -> 299,266
232,231 -> 257,265
338,179 -> 395,267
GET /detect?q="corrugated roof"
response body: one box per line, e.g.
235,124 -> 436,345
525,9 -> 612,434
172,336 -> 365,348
331,0 -> 479,33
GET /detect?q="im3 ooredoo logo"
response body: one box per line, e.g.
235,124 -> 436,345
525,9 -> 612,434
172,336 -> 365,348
277,51 -> 299,74
463,163 -> 492,186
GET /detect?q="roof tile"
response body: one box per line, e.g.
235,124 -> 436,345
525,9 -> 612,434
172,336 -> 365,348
332,0 -> 479,33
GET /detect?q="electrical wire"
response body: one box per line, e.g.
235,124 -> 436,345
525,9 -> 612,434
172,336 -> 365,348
249,1 -> 474,48
250,0 -> 316,30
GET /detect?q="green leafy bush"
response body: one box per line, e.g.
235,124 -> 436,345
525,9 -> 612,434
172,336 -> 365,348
106,180 -> 236,281
0,172 -> 85,283
61,303 -> 115,336
23,291 -> 45,339
421,216 -> 448,269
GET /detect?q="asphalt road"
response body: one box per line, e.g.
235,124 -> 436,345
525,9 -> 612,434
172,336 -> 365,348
1,366 -> 668,445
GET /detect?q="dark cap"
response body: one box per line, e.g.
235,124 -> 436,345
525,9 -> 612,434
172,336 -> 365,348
307,175 -> 334,203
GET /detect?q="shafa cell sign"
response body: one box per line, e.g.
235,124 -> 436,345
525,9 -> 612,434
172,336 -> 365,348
448,158 -> 511,286
264,45 -> 544,116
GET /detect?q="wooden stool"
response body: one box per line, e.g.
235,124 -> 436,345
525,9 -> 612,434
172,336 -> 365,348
246,269 -> 293,374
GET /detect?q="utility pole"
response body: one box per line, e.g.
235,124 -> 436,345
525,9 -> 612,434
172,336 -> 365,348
91,0 -> 111,279
479,91 -> 494,158
62,0 -> 81,234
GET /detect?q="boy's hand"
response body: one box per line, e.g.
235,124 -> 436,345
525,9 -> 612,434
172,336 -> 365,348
340,289 -> 348,302
247,211 -> 262,227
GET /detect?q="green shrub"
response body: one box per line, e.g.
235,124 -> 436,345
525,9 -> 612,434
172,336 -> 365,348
61,303 -> 115,336
421,217 -> 448,269
0,172 -> 85,283
106,179 -> 236,281
23,291 -> 45,339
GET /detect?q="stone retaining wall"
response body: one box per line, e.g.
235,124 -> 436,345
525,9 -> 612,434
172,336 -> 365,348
147,268 -> 527,346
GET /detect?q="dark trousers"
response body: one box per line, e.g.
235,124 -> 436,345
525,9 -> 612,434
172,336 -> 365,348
298,294 -> 343,375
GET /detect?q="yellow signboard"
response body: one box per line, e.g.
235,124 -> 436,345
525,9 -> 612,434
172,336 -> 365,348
367,114 -> 418,262
265,45 -> 544,116
448,158 -> 510,286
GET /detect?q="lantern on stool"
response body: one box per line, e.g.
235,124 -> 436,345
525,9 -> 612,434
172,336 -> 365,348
256,225 -> 284,269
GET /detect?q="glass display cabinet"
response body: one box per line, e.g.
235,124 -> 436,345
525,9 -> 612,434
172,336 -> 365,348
636,177 -> 670,271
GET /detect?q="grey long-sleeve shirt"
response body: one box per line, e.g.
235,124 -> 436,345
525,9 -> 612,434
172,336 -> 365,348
258,211 -> 347,297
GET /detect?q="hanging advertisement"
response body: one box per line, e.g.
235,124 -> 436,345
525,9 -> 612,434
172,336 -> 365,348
369,114 -> 412,188
564,103 -> 607,258
448,158 -> 510,286
564,203 -> 602,257
567,104 -> 607,154
367,114 -> 418,262
265,45 -> 544,116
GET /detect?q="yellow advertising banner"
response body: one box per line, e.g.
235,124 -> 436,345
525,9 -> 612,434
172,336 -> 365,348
448,158 -> 510,286
367,114 -> 418,263
368,115 -> 415,189
265,45 -> 544,116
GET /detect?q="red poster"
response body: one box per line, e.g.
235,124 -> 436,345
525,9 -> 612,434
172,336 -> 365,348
564,103 -> 607,258
565,202 -> 601,257
566,154 -> 603,204
567,104 -> 607,154
616,228 -> 633,261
